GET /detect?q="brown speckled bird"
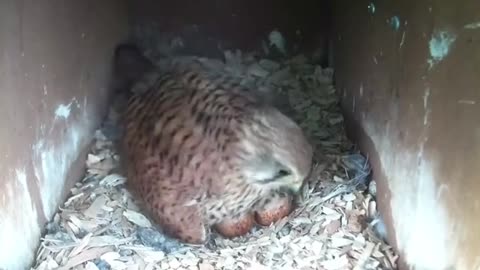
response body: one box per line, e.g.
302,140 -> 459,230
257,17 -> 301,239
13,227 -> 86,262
115,43 -> 313,244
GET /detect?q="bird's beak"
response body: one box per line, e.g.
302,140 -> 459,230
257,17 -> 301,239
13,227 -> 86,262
289,181 -> 304,194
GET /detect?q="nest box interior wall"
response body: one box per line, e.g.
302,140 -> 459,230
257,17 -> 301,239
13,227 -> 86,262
0,1 -> 128,269
333,1 -> 480,269
127,0 -> 332,65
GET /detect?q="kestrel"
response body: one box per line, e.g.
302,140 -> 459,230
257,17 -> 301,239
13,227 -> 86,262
115,43 -> 313,244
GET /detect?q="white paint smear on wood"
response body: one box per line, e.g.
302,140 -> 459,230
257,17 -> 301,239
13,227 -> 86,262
0,169 -> 41,270
427,30 -> 456,69
0,95 -> 92,269
364,120 -> 456,270
33,98 -> 91,219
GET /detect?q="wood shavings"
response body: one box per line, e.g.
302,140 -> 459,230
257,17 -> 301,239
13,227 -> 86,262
85,261 -> 100,270
84,196 -> 109,218
31,49 -> 397,270
321,255 -> 350,270
69,233 -> 93,258
123,209 -> 152,228
100,174 -> 127,187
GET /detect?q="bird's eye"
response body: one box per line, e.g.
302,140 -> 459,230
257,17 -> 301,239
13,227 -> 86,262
276,169 -> 290,178
257,169 -> 291,184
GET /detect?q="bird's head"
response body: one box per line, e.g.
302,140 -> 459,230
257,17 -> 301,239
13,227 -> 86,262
240,107 -> 313,196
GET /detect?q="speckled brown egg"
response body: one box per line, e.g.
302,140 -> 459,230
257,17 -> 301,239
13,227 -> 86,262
214,213 -> 255,238
254,193 -> 293,226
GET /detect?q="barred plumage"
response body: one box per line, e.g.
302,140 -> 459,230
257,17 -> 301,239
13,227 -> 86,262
116,44 -> 313,244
